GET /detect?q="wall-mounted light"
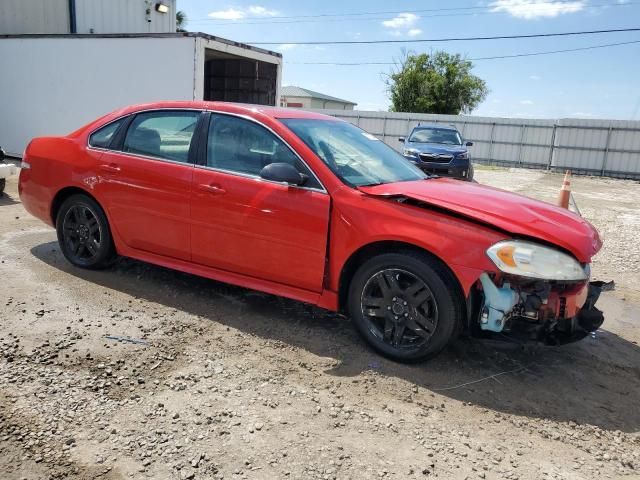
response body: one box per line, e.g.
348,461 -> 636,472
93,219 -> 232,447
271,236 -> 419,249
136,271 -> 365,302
155,2 -> 169,13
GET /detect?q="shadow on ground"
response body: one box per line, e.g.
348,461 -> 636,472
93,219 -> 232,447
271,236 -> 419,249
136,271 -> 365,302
0,192 -> 20,206
31,241 -> 640,433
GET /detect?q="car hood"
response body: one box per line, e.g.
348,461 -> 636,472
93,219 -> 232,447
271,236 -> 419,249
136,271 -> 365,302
358,178 -> 602,263
406,143 -> 466,155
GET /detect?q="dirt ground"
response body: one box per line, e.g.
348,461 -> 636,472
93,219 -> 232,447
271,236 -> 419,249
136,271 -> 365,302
1,168 -> 639,480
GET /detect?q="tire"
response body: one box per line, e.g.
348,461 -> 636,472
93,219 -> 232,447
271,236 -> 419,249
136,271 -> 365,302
468,162 -> 475,182
348,251 -> 464,362
0,178 -> 5,195
56,194 -> 116,269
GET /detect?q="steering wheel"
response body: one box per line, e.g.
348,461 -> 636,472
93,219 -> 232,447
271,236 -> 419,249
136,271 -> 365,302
318,141 -> 339,171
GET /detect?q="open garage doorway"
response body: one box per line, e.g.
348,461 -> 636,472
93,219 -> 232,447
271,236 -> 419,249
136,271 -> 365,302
204,49 -> 278,106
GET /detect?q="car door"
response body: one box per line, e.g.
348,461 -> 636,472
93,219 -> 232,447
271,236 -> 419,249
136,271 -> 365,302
190,112 -> 330,292
93,109 -> 202,261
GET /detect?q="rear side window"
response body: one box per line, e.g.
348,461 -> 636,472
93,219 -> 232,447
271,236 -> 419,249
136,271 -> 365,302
89,119 -> 124,149
123,111 -> 200,163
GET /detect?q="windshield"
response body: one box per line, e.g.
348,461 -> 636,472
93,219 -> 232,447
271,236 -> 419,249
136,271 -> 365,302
281,119 -> 427,187
409,128 -> 462,145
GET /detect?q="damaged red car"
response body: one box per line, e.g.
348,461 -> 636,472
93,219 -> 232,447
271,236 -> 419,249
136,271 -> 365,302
19,102 -> 604,361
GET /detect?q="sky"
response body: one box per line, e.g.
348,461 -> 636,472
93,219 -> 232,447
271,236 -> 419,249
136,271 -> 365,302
177,0 -> 640,120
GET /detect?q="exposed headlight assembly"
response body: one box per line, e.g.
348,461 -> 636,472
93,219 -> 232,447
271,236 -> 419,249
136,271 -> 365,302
403,148 -> 419,158
456,152 -> 469,160
486,240 -> 587,281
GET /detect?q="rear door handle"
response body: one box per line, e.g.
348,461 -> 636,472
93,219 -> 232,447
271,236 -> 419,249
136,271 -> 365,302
99,163 -> 121,173
198,183 -> 226,195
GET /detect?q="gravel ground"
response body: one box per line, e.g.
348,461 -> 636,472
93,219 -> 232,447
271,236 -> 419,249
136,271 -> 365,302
1,169 -> 639,480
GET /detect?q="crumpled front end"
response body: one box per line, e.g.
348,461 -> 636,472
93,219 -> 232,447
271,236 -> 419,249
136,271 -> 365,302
472,238 -> 605,345
476,273 -> 605,345
356,179 -> 606,345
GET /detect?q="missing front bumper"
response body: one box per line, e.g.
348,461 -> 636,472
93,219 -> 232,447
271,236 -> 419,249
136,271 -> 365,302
548,281 -> 605,344
477,281 -> 605,345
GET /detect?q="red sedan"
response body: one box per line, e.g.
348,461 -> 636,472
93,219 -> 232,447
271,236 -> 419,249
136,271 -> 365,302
19,102 -> 604,361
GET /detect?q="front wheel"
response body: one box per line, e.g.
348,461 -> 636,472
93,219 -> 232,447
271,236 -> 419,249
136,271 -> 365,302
467,162 -> 475,182
56,194 -> 116,269
348,251 -> 464,362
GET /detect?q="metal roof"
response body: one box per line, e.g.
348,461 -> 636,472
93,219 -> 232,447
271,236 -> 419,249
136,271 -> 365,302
99,101 -> 340,121
281,86 -> 357,105
0,31 -> 282,58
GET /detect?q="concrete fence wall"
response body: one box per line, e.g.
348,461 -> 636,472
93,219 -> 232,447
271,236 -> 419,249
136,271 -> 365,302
315,110 -> 640,179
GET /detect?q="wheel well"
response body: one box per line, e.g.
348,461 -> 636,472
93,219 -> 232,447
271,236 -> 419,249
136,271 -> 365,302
337,241 -> 467,319
50,186 -> 100,225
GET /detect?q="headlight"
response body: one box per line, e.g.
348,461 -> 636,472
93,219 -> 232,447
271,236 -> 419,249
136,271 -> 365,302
403,149 -> 419,158
486,240 -> 587,281
456,152 -> 469,160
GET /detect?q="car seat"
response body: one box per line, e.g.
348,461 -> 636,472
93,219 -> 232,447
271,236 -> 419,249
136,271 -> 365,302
126,128 -> 162,158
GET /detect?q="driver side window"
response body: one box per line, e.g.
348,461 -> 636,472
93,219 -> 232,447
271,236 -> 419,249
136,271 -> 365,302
207,114 -> 321,189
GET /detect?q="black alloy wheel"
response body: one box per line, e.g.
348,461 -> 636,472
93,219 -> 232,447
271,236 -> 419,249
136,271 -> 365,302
63,204 -> 102,260
56,194 -> 116,269
349,252 -> 463,362
361,269 -> 438,350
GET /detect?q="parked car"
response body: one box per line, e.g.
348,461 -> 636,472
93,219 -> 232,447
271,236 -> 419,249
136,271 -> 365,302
399,124 -> 474,181
19,102 -> 604,362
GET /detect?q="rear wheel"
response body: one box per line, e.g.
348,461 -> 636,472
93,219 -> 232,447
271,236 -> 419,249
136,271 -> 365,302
348,251 -> 463,362
56,194 -> 116,269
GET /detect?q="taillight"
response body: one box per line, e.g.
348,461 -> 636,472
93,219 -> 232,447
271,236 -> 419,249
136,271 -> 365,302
21,148 -> 31,169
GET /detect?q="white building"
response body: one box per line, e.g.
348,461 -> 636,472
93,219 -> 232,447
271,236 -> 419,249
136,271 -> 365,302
0,1 -> 282,156
0,0 -> 177,35
280,86 -> 357,110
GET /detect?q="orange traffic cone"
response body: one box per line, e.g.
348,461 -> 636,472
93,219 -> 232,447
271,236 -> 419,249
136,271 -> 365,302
557,170 -> 571,209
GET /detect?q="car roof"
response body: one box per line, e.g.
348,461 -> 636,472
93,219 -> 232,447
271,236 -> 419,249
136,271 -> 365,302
412,124 -> 458,131
117,101 -> 339,121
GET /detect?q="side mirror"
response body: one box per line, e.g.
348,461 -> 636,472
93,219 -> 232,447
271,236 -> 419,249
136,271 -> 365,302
398,137 -> 406,143
466,141 -> 474,147
260,163 -> 307,186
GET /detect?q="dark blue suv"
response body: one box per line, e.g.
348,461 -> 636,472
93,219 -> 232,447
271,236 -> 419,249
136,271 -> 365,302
399,124 -> 474,181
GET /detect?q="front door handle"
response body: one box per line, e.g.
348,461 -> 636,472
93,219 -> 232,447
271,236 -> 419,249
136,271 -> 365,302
99,163 -> 121,173
198,183 -> 226,195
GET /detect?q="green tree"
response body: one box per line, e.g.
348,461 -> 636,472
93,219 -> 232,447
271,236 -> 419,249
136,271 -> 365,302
387,51 -> 488,114
176,10 -> 187,32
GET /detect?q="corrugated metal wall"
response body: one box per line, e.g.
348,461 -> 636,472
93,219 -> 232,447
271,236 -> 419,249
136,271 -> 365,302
0,0 -> 69,34
317,110 -> 640,179
75,0 -> 176,34
0,0 -> 176,35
